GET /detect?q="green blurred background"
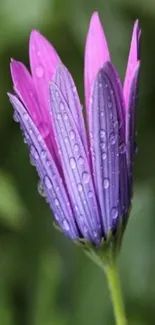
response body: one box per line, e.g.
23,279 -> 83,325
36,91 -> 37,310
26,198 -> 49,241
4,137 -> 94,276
0,0 -> 155,324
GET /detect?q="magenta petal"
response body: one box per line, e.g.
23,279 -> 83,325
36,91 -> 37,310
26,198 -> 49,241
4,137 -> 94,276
49,80 -> 101,243
8,94 -> 79,239
123,20 -> 141,109
126,62 -> 140,181
10,60 -> 41,123
54,64 -> 88,153
29,30 -> 61,122
84,11 -> 110,111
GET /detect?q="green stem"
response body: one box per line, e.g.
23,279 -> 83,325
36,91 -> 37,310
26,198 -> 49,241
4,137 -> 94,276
104,261 -> 127,325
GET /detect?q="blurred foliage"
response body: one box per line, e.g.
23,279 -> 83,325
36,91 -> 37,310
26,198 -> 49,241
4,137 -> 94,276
0,0 -> 155,324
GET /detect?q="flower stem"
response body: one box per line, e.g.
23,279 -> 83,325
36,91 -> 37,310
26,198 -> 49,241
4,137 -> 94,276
104,261 -> 127,325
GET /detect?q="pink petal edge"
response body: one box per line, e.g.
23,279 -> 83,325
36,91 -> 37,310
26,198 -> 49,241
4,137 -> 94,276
123,20 -> 141,109
84,11 -> 110,111
29,29 -> 61,123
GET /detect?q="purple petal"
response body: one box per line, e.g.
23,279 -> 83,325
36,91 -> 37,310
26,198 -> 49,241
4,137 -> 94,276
84,12 -> 110,112
123,20 -> 141,110
126,62 -> 140,190
8,94 -> 79,240
54,64 -> 88,153
49,79 -> 101,244
89,63 -> 129,232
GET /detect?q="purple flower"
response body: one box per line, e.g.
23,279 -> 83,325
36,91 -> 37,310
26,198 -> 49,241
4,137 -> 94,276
8,12 -> 141,246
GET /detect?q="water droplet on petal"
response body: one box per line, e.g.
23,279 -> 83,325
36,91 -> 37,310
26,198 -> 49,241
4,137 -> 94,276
54,198 -> 59,206
23,112 -> 29,120
69,157 -> 76,169
102,152 -> 107,160
100,142 -> 106,150
57,113 -> 61,120
109,133 -> 116,145
88,190 -> 93,198
111,207 -> 118,219
38,181 -> 46,197
63,218 -> 70,231
64,137 -> 69,143
30,146 -> 39,160
44,176 -> 52,189
60,102 -> 65,111
103,178 -> 109,189
77,183 -> 83,192
78,156 -> 84,165
64,113 -> 68,120
13,111 -> 20,122
108,101 -> 112,108
41,150 -> 46,159
100,129 -> 106,139
119,143 -> 126,154
36,66 -> 44,78
74,144 -> 79,152
70,130 -> 75,140
38,122 -> 49,138
82,172 -> 90,184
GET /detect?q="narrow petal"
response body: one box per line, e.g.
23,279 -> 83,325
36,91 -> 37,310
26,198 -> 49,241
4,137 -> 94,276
29,30 -> 61,123
49,80 -> 101,243
8,94 -> 79,239
123,20 -> 141,109
89,63 -> 129,232
54,64 -> 88,152
126,62 -> 140,191
10,60 -> 41,123
10,60 -> 62,167
84,11 -> 110,111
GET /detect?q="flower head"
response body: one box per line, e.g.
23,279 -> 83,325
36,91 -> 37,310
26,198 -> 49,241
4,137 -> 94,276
8,12 -> 141,248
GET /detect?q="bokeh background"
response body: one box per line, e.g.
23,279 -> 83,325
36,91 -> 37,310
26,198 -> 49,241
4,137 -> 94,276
0,0 -> 155,324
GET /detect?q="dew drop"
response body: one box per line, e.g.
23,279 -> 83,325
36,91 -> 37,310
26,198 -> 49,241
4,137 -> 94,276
69,157 -> 77,169
30,146 -> 39,160
57,113 -> 61,120
70,130 -> 75,140
36,66 -> 44,78
78,156 -> 84,165
108,101 -> 112,108
44,176 -> 52,189
77,183 -> 83,192
103,178 -> 109,189
38,122 -> 49,138
82,172 -> 90,184
72,86 -> 76,93
46,159 -> 51,167
37,134 -> 42,142
64,113 -> 68,120
54,198 -> 59,206
100,142 -> 106,150
40,150 -> 46,159
119,143 -> 126,154
111,207 -> 118,219
38,181 -> 46,197
13,111 -> 19,122
63,218 -> 70,231
102,152 -> 107,160
74,144 -> 79,152
109,133 -> 116,145
60,102 -> 65,111
100,129 -> 106,139
23,112 -> 29,120
64,136 -> 69,143
88,190 -> 93,198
